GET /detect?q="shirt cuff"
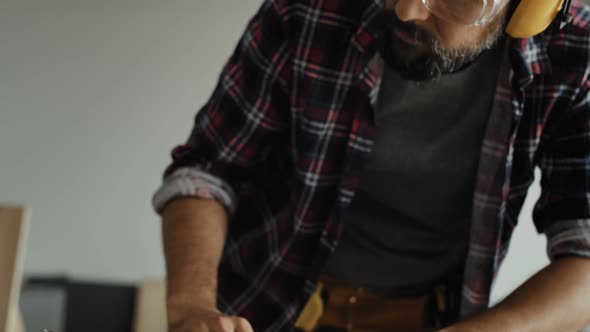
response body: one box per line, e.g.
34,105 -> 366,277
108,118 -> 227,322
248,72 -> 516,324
152,167 -> 237,216
545,219 -> 590,261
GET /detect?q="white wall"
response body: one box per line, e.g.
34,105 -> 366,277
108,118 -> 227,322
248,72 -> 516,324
0,0 -> 262,283
0,0 -> 550,303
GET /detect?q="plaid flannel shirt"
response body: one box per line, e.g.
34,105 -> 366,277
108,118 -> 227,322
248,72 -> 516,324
153,0 -> 590,330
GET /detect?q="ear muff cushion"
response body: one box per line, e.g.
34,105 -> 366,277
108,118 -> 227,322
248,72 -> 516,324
506,0 -> 563,38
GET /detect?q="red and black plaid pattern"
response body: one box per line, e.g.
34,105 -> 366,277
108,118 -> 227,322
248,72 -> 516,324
154,0 -> 590,330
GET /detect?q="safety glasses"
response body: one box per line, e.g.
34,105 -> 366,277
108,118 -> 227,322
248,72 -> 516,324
421,0 -> 511,25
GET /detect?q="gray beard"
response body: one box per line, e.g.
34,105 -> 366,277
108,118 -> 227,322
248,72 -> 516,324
379,15 -> 506,81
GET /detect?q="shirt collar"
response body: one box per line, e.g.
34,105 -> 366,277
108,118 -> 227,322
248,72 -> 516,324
351,0 -> 387,54
509,34 -> 552,88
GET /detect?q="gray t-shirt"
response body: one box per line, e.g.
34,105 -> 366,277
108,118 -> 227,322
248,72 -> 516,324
323,47 -> 502,293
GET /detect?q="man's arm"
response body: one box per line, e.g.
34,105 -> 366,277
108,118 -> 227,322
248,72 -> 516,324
161,198 -> 253,332
442,256 -> 590,332
153,0 -> 291,329
442,85 -> 590,331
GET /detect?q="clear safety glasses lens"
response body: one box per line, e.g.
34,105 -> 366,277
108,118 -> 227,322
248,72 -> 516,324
421,0 -> 510,26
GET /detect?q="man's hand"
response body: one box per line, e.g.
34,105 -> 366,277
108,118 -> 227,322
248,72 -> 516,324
169,308 -> 253,332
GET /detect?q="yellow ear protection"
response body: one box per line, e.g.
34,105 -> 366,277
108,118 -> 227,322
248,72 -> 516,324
506,0 -> 573,38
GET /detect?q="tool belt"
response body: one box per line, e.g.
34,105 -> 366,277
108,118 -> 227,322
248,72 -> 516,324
295,274 -> 461,332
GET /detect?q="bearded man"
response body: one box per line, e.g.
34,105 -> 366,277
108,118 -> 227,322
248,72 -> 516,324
153,0 -> 590,331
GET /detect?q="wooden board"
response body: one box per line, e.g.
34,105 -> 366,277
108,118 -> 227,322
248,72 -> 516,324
0,206 -> 28,332
133,279 -> 167,332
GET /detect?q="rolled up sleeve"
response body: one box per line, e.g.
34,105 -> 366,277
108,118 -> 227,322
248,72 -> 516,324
544,219 -> 590,261
152,167 -> 237,215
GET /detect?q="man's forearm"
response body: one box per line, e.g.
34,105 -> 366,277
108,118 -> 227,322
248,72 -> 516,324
161,197 -> 229,323
442,257 -> 590,332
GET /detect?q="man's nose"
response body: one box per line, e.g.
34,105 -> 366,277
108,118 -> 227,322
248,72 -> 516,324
392,0 -> 431,22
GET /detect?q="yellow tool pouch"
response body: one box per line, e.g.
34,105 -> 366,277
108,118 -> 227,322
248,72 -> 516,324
294,283 -> 325,332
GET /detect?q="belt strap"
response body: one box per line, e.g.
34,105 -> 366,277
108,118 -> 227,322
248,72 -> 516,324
295,275 -> 440,332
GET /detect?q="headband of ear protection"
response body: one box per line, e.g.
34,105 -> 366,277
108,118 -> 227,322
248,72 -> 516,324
506,0 -> 573,38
